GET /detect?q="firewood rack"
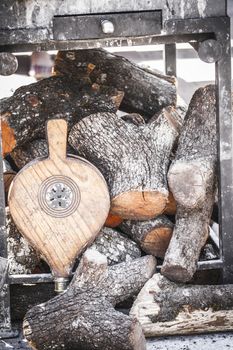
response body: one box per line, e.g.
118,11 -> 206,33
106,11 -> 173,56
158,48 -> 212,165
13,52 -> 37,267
0,0 -> 232,337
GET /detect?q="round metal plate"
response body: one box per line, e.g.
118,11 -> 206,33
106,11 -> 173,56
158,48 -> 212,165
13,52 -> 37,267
38,175 -> 80,217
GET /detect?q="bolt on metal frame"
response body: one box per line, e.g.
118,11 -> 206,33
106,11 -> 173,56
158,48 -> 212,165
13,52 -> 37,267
0,11 -> 232,336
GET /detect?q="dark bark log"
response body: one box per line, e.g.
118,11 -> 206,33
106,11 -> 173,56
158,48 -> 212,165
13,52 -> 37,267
69,107 -> 182,219
120,216 -> 174,258
162,85 -> 217,282
6,208 -> 40,275
131,273 -> 233,336
0,75 -> 123,155
11,138 -> 75,169
11,139 -> 48,169
90,227 -> 141,265
54,49 -> 177,121
23,249 -> 156,350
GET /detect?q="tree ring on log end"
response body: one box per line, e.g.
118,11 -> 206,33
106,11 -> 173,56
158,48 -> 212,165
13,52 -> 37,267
111,191 -> 167,220
38,175 -> 80,218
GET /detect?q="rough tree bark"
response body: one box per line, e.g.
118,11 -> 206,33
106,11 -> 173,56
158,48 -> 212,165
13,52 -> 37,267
120,216 -> 174,258
130,273 -> 233,336
69,107 -> 182,220
90,227 -> 141,265
10,138 -> 76,169
23,249 -> 156,350
6,208 -> 40,275
0,75 -> 123,155
161,85 -> 217,282
54,49 -> 177,120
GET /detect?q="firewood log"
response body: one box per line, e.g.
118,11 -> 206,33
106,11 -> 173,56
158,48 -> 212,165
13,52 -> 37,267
54,49 -> 177,120
120,216 -> 174,258
23,249 -> 156,350
130,273 -> 233,336
90,227 -> 141,265
6,208 -> 40,274
11,138 -> 76,169
161,85 -> 217,282
69,107 -> 182,220
0,76 -> 123,155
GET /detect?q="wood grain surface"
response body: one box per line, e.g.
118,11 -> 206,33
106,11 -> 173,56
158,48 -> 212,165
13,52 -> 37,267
8,119 -> 110,278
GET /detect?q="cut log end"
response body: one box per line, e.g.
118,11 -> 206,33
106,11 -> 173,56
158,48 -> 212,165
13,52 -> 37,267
1,119 -> 16,156
168,161 -> 206,209
161,264 -> 192,283
111,191 -> 167,220
142,226 -> 173,258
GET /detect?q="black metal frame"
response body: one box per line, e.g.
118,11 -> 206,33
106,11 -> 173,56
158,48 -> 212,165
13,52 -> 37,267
0,14 -> 232,337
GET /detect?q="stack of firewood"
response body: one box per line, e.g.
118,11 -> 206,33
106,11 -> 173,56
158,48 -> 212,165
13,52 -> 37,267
0,49 -> 222,350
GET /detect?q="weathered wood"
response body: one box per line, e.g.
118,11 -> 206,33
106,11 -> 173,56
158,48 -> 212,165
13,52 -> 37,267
120,216 -> 174,258
54,49 -> 177,120
8,119 -> 110,280
162,85 -> 217,282
6,208 -> 40,275
0,75 -> 123,155
69,107 -> 182,220
23,249 -> 156,350
90,227 -> 141,265
130,273 -> 233,336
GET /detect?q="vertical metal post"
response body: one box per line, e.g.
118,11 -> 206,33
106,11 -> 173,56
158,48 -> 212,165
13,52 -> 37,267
215,17 -> 233,283
0,126 -> 16,337
164,43 -> 177,77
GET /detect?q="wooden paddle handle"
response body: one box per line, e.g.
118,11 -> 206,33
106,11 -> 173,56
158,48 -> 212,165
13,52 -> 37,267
47,119 -> 68,161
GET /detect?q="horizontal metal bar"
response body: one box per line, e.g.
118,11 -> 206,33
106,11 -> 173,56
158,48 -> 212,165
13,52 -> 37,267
157,259 -> 223,272
197,259 -> 223,270
9,273 -> 54,285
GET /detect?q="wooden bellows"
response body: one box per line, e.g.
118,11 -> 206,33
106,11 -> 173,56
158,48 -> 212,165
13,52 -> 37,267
8,119 -> 110,290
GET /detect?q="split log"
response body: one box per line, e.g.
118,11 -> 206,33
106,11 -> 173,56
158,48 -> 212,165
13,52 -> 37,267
120,216 -> 174,258
54,49 -> 177,120
0,75 -> 123,155
130,273 -> 233,336
90,227 -> 141,265
23,249 -> 156,350
6,208 -> 40,275
69,107 -> 182,219
161,85 -> 217,282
